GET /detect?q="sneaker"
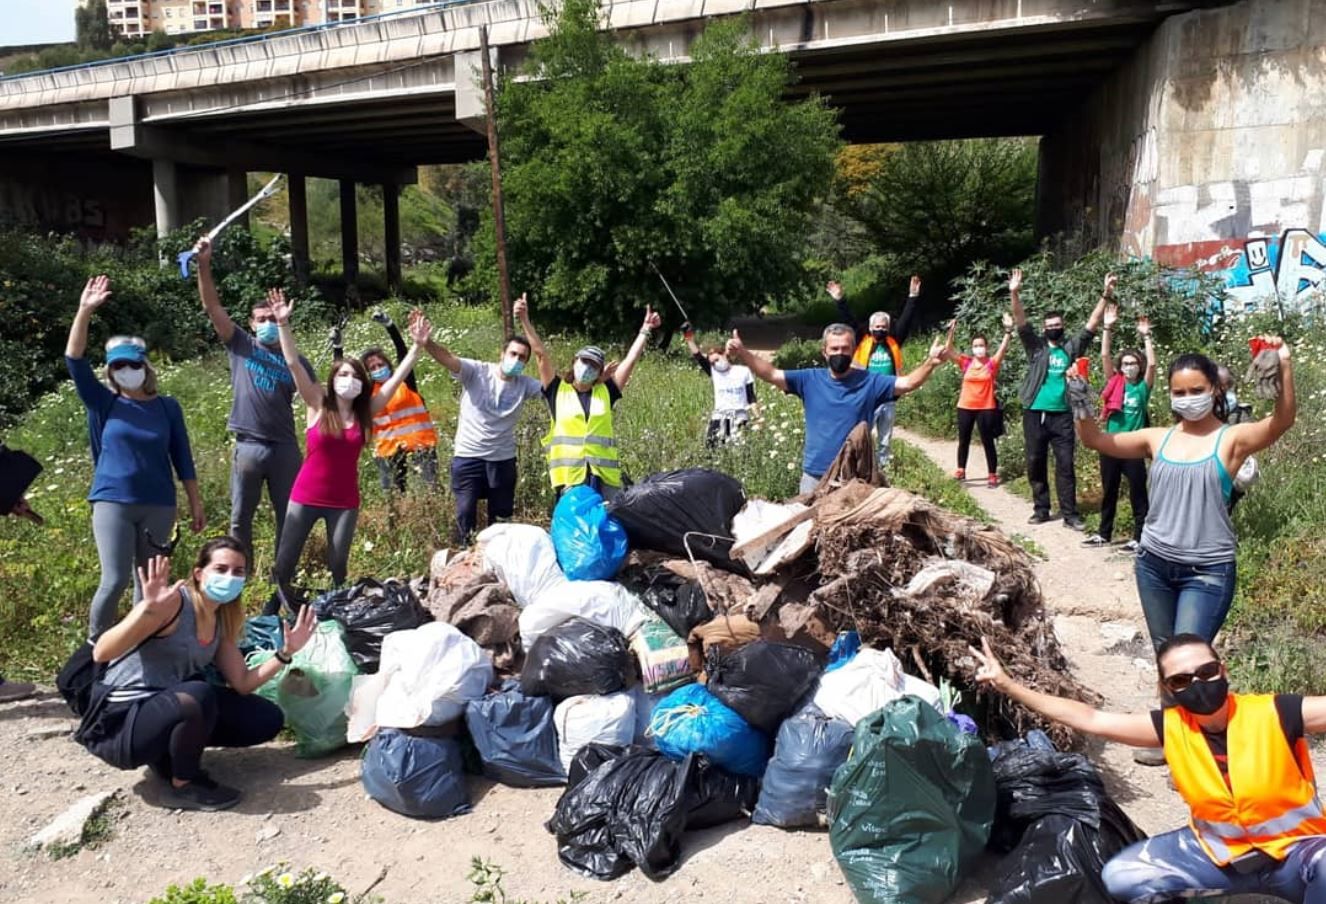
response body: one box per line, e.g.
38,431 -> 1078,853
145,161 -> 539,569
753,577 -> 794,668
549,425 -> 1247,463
0,679 -> 36,703
1133,747 -> 1167,767
987,475 -> 1000,489
1121,540 -> 1140,554
953,468 -> 966,480
1081,534 -> 1108,547
1027,512 -> 1052,525
1063,515 -> 1087,531
164,776 -> 242,812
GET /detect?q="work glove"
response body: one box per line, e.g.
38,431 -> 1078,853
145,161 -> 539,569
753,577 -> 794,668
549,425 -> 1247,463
1244,348 -> 1281,400
1066,376 -> 1097,422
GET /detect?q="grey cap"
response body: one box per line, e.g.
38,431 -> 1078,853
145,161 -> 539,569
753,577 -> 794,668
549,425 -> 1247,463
575,345 -> 606,369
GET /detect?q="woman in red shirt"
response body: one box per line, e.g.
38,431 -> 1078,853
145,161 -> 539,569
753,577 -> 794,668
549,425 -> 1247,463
268,292 -> 431,602
944,315 -> 1013,487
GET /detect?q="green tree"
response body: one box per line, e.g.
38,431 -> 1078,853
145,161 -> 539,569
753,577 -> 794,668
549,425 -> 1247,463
75,1 -> 115,51
474,0 -> 840,333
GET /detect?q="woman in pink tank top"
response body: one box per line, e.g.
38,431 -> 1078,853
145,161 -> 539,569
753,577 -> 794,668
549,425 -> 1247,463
266,291 -> 432,601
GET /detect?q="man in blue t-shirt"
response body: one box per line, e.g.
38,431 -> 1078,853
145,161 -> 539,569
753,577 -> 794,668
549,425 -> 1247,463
727,323 -> 947,494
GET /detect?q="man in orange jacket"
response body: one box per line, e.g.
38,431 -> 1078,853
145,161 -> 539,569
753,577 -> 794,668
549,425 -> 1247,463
973,632 -> 1326,902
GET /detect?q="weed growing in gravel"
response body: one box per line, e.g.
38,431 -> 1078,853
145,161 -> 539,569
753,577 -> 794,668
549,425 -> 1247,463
467,858 -> 586,904
45,794 -> 123,860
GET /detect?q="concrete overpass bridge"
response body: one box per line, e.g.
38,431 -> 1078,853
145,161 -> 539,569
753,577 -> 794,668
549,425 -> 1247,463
2,0 -> 1323,308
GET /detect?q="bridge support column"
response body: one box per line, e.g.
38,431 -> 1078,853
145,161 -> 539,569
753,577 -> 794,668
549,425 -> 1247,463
383,183 -> 402,295
339,179 -> 359,300
289,174 -> 310,289
153,158 -> 180,238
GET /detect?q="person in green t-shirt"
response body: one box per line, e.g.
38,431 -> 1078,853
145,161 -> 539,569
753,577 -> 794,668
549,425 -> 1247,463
1083,304 -> 1156,550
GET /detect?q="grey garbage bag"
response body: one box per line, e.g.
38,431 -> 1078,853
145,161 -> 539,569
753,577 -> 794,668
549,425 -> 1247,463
752,703 -> 853,828
464,679 -> 566,787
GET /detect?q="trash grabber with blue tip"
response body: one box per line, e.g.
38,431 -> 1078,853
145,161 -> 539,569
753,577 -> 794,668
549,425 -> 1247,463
176,174 -> 285,278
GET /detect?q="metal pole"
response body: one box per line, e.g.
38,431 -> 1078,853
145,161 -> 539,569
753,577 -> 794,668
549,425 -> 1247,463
480,24 -> 513,338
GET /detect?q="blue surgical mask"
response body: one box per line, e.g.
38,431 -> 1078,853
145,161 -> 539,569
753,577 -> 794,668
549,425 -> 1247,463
370,366 -> 391,383
202,572 -> 245,604
1225,390 -> 1238,410
255,321 -> 280,345
501,358 -> 525,378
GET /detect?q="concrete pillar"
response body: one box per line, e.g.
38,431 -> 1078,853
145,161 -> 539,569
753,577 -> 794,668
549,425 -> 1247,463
383,183 -> 402,294
152,158 -> 180,238
339,179 -> 359,297
288,173 -> 310,288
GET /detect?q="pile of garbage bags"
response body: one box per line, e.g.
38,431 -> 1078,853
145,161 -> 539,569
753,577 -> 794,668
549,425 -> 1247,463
236,466 -> 1130,897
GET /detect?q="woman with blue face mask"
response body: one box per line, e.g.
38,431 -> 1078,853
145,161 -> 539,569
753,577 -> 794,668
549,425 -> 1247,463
1074,340 -> 1296,655
76,537 -> 316,812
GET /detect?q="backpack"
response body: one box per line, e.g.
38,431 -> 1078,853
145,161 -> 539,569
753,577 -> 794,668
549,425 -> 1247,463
56,596 -> 184,717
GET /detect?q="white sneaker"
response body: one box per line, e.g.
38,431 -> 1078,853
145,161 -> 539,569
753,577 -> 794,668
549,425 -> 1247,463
1081,534 -> 1108,548
1121,540 -> 1140,554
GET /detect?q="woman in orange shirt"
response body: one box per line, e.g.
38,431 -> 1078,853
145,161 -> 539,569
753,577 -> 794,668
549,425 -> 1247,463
944,315 -> 1013,487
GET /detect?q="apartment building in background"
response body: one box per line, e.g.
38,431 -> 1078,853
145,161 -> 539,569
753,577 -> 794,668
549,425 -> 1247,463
93,0 -> 438,39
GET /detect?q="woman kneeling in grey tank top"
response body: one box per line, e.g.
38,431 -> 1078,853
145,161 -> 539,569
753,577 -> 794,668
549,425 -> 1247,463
1074,343 -> 1296,653
77,537 -> 316,811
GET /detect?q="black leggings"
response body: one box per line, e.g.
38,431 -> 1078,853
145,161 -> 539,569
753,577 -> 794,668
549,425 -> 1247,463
956,408 -> 1000,474
128,681 -> 284,781
1098,453 -> 1149,542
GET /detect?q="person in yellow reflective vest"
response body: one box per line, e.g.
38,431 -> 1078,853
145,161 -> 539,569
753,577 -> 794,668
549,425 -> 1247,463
528,302 -> 662,502
360,310 -> 438,492
972,633 -> 1326,902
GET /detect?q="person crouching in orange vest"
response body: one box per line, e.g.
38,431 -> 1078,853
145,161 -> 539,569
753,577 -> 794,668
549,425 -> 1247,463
361,310 -> 438,492
972,632 -> 1326,902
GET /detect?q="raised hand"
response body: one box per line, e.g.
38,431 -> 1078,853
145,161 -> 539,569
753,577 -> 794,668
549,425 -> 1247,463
726,329 -> 747,360
1263,334 -> 1291,362
909,275 -> 922,297
408,309 -> 432,345
193,237 -> 213,267
603,360 -> 620,383
642,305 -> 662,332
1136,315 -> 1152,337
137,556 -> 185,618
283,605 -> 317,657
1103,273 -> 1118,297
968,637 -> 1008,689
825,280 -> 843,301
1103,303 -> 1119,330
1008,268 -> 1022,295
1001,312 -> 1015,331
80,275 -> 112,312
928,335 -> 947,361
513,292 -> 529,322
267,288 -> 293,324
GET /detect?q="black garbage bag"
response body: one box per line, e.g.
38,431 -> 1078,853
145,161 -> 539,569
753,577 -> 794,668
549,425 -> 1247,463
361,729 -> 471,820
990,746 -> 1112,850
705,641 -> 822,734
313,579 -> 431,673
685,756 -> 759,830
986,803 -> 1146,904
567,742 -> 628,790
547,747 -> 691,881
520,618 -> 631,701
463,679 -> 565,788
627,567 -> 714,639
752,703 -> 854,829
606,469 -> 747,571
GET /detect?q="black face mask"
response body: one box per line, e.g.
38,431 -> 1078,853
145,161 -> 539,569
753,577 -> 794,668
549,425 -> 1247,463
1171,676 -> 1230,716
827,354 -> 853,375
1044,327 -> 1065,343
871,328 -> 889,342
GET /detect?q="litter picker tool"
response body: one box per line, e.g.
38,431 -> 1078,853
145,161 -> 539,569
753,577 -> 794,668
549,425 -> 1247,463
650,262 -> 691,322
176,174 -> 285,278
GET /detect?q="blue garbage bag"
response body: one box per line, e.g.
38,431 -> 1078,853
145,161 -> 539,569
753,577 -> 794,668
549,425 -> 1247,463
825,631 -> 861,672
552,485 -> 629,581
648,683 -> 769,777
752,703 -> 854,828
361,729 -> 472,820
464,679 -> 566,787
239,615 -> 284,659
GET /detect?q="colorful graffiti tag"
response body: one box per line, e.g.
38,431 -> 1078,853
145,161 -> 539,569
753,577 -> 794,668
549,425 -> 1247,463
1155,229 -> 1326,313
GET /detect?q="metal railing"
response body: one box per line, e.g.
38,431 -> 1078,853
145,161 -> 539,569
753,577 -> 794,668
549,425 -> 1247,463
0,0 -> 485,84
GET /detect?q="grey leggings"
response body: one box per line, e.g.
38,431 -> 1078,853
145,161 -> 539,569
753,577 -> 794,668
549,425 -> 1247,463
89,501 -> 177,639
272,501 -> 358,593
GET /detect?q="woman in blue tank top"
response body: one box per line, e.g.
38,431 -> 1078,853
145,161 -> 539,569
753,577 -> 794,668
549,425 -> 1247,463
1074,340 -> 1296,652
78,537 -> 316,811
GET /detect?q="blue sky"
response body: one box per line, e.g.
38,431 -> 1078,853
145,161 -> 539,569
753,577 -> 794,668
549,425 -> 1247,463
1,0 -> 78,47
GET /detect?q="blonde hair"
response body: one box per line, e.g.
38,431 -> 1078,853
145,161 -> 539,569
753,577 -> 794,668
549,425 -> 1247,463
190,537 -> 248,644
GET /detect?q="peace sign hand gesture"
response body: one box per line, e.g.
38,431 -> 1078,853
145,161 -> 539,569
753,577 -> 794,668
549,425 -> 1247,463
967,637 -> 1009,692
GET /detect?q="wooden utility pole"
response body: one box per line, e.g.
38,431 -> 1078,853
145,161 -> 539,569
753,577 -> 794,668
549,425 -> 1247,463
480,25 -> 513,338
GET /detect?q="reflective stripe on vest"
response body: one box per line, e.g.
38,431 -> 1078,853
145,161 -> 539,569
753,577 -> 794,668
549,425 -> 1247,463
371,383 -> 437,457
1165,694 -> 1326,865
541,382 -> 622,489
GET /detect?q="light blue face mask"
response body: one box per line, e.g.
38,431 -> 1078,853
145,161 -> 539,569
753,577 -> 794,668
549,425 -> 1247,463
371,366 -> 392,383
501,357 -> 525,378
255,321 -> 280,345
573,361 -> 599,385
202,572 -> 245,604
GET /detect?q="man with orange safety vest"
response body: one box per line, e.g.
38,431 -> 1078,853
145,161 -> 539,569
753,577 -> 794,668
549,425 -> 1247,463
828,275 -> 923,469
360,310 -> 439,492
972,632 -> 1326,902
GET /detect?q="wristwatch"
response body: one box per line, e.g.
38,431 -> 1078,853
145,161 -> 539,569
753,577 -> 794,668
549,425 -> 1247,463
275,649 -> 293,665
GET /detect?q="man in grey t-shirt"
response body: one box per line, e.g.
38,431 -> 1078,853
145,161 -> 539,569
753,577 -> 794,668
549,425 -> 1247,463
193,237 -> 315,563
421,294 -> 543,543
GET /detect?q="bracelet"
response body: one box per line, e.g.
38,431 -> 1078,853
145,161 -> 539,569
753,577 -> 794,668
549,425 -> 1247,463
275,649 -> 293,665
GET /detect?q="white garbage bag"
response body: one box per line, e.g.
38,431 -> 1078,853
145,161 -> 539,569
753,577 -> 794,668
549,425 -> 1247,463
478,523 -> 564,607
812,647 -> 941,726
553,692 -> 637,772
372,622 -> 494,730
519,582 -> 647,647
345,671 -> 390,743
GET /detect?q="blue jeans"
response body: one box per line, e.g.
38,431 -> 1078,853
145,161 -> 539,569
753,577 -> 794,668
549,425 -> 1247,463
1103,827 -> 1326,903
451,456 -> 518,544
872,401 -> 897,469
1134,547 -> 1237,652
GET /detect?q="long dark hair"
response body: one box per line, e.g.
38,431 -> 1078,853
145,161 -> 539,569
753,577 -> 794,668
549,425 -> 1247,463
321,357 -> 374,437
1167,353 -> 1228,422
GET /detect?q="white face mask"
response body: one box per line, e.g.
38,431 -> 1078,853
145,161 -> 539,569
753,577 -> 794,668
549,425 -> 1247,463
333,375 -> 363,400
1122,363 -> 1141,380
573,361 -> 599,385
1171,391 -> 1214,421
971,346 -> 988,359
113,365 -> 146,391
712,358 -> 731,373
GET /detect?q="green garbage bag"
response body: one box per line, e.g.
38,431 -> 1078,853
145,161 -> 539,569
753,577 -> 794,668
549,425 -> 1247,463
248,620 -> 358,758
827,696 -> 995,903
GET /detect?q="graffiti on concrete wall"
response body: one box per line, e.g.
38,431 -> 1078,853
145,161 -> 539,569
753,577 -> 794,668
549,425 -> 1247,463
1155,228 -> 1326,312
0,180 -> 106,233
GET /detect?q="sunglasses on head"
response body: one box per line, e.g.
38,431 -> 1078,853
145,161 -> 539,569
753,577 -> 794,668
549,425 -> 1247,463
1163,660 -> 1222,693
146,524 -> 181,556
